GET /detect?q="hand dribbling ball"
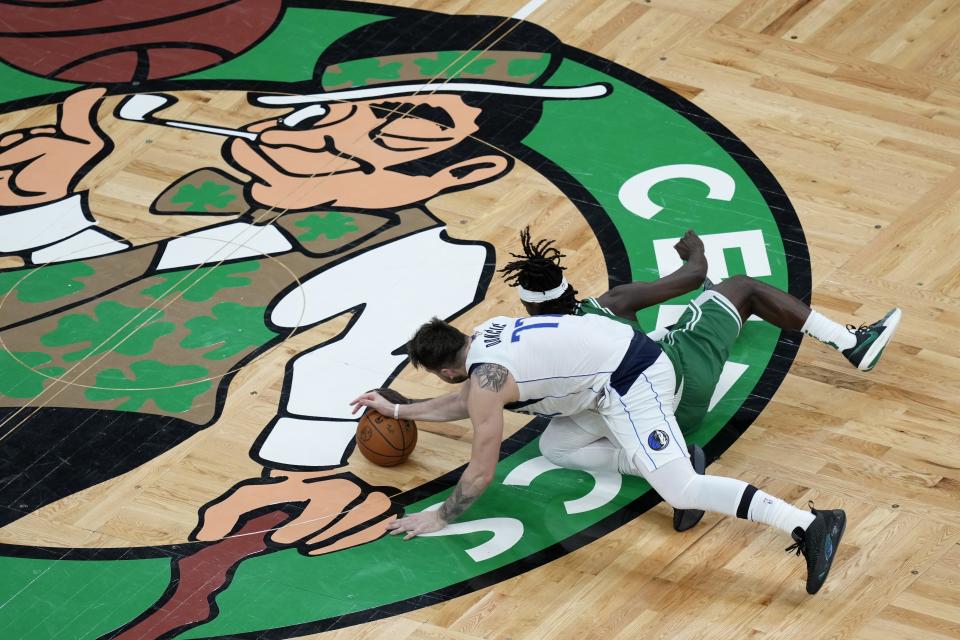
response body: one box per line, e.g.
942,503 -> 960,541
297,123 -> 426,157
356,409 -> 417,467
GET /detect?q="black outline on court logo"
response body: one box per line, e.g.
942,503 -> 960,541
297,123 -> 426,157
0,1 -> 810,637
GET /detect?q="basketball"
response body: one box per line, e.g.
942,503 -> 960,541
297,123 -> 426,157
0,0 -> 283,83
356,409 -> 418,467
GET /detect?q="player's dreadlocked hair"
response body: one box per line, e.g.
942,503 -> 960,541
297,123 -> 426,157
499,227 -> 579,315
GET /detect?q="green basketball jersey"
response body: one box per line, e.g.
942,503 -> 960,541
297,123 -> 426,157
575,297 -> 641,330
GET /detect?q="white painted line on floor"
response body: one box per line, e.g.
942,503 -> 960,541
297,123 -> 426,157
513,0 -> 548,20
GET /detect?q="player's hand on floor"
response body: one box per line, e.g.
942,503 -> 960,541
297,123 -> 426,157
387,509 -> 446,540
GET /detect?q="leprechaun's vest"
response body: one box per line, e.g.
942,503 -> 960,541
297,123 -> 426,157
0,169 -> 442,427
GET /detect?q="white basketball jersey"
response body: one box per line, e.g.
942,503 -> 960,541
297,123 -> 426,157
465,314 -> 660,417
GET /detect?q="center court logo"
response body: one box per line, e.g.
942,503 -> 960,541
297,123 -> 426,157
0,2 -> 808,638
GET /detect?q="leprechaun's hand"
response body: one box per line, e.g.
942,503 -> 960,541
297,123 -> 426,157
191,469 -> 400,556
0,88 -> 111,208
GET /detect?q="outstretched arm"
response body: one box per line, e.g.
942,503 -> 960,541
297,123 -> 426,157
386,363 -> 515,539
597,229 -> 707,320
437,372 -> 505,522
351,383 -> 470,422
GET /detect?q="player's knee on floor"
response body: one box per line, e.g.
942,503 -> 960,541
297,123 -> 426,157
538,433 -> 576,467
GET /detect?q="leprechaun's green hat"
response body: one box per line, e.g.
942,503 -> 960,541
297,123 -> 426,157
252,11 -> 610,109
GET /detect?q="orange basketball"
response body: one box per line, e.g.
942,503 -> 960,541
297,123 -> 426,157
356,409 -> 418,467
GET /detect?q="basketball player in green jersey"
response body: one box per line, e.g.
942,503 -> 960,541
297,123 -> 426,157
499,227 -> 901,531
503,228 -> 712,337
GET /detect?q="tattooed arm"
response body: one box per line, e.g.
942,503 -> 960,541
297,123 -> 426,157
387,363 -> 518,539
438,363 -> 513,519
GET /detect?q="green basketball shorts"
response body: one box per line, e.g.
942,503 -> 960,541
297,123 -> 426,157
658,290 -> 743,434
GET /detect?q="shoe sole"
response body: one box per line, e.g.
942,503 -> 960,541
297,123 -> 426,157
808,512 -> 847,595
860,307 -> 901,371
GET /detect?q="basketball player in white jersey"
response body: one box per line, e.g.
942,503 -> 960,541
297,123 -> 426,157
496,227 -> 901,534
353,302 -> 850,594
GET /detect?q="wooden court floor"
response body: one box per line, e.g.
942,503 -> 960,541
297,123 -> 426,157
0,1 -> 959,639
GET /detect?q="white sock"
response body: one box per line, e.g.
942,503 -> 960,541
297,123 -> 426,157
643,460 -> 816,539
745,488 -> 815,536
801,310 -> 855,351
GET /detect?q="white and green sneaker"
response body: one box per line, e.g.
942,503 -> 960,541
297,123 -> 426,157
842,308 -> 901,371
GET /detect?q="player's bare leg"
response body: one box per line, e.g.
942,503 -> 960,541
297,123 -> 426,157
712,275 -> 901,371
